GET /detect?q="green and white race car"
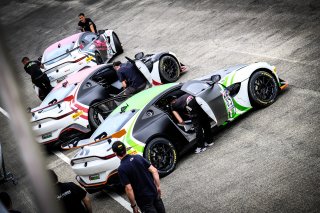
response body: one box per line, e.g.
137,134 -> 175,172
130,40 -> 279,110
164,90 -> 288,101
63,62 -> 288,193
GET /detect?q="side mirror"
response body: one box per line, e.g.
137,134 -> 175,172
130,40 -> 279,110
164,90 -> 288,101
211,75 -> 221,84
97,30 -> 105,35
134,52 -> 144,60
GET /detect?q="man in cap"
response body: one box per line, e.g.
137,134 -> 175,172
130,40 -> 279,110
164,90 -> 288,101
112,141 -> 165,213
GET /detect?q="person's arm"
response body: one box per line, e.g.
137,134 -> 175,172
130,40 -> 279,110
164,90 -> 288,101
82,195 -> 92,213
172,110 -> 185,125
89,24 -> 95,33
148,165 -> 161,197
125,184 -> 139,213
121,80 -> 127,89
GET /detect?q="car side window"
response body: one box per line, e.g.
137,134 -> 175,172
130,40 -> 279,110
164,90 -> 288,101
80,33 -> 97,46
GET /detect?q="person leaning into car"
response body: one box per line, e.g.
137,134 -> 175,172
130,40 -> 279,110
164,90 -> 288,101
21,56 -> 53,100
113,61 -> 147,96
112,141 -> 166,213
78,13 -> 97,33
170,94 -> 213,154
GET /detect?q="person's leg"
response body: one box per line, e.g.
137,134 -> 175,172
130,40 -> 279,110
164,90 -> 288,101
138,198 -> 157,213
124,86 -> 136,96
188,99 -> 206,149
153,196 -> 166,213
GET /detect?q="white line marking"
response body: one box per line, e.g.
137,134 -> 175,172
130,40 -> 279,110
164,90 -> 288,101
53,151 -> 70,164
108,192 -> 132,211
0,107 -> 131,212
0,107 -> 10,118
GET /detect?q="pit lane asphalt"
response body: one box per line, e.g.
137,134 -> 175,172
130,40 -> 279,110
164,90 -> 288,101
0,0 -> 320,212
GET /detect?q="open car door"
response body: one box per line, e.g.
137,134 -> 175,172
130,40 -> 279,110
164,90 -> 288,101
181,76 -> 234,126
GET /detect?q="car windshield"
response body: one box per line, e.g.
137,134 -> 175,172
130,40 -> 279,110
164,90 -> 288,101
40,84 -> 76,107
90,110 -> 138,141
43,42 -> 75,65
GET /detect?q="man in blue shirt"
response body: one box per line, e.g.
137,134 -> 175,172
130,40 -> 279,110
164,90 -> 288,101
112,141 -> 166,213
113,61 -> 147,96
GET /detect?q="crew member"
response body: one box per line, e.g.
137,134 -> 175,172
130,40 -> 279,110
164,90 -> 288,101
22,57 -> 53,100
48,169 -> 92,213
170,93 -> 214,153
78,13 -> 97,33
112,141 -> 166,213
113,61 -> 147,96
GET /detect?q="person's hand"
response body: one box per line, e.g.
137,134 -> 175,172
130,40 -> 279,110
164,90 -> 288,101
157,187 -> 162,197
132,206 -> 139,213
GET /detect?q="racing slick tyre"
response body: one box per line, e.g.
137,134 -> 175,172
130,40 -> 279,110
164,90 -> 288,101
144,137 -> 177,177
88,96 -> 127,130
95,52 -> 104,65
248,70 -> 279,108
112,32 -> 123,54
159,55 -> 180,83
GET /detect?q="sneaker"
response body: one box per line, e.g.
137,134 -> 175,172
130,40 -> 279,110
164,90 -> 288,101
204,142 -> 214,147
194,147 -> 206,154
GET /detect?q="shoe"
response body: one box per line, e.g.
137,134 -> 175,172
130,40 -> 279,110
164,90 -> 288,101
194,147 -> 206,154
204,142 -> 214,147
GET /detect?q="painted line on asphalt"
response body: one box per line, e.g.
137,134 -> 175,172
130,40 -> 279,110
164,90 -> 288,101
0,107 -> 10,119
0,107 -> 131,212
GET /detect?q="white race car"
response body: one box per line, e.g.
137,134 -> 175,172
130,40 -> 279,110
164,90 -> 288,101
35,30 -> 122,99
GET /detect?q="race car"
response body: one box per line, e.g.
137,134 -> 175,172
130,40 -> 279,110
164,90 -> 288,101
35,29 -> 122,99
62,62 -> 288,193
30,51 -> 186,146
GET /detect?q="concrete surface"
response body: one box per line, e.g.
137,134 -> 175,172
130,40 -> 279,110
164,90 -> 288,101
0,0 -> 320,212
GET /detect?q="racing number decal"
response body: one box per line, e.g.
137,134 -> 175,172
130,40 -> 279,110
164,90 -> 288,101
221,90 -> 236,119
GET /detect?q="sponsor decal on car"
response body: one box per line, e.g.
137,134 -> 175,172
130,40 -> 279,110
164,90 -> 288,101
72,110 -> 83,119
86,56 -> 94,62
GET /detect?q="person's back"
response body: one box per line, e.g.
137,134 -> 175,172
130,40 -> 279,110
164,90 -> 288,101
118,154 -> 158,202
119,63 -> 146,89
56,182 -> 88,213
24,60 -> 43,80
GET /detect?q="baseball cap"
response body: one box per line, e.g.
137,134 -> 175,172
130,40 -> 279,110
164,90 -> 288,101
112,141 -> 126,156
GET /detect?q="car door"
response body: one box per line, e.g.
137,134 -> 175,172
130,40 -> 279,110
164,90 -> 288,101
181,79 -> 234,126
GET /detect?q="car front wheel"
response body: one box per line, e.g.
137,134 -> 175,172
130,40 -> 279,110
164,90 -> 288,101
248,70 -> 279,107
144,137 -> 177,177
159,55 -> 180,83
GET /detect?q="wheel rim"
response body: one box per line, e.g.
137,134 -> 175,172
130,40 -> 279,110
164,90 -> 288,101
149,143 -> 174,171
160,57 -> 179,80
253,75 -> 277,102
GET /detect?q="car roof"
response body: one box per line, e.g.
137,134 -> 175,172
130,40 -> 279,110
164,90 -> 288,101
43,32 -> 83,54
111,83 -> 178,114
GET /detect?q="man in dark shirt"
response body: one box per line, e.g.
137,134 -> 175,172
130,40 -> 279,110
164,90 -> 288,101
170,93 -> 213,154
112,141 -> 165,213
22,57 -> 53,100
78,13 -> 97,33
113,61 -> 147,96
48,169 -> 92,213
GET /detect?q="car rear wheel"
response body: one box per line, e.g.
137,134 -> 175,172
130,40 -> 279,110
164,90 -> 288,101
95,52 -> 104,65
88,96 -> 127,130
112,32 -> 123,54
159,55 -> 180,83
248,70 -> 279,107
144,137 -> 177,177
